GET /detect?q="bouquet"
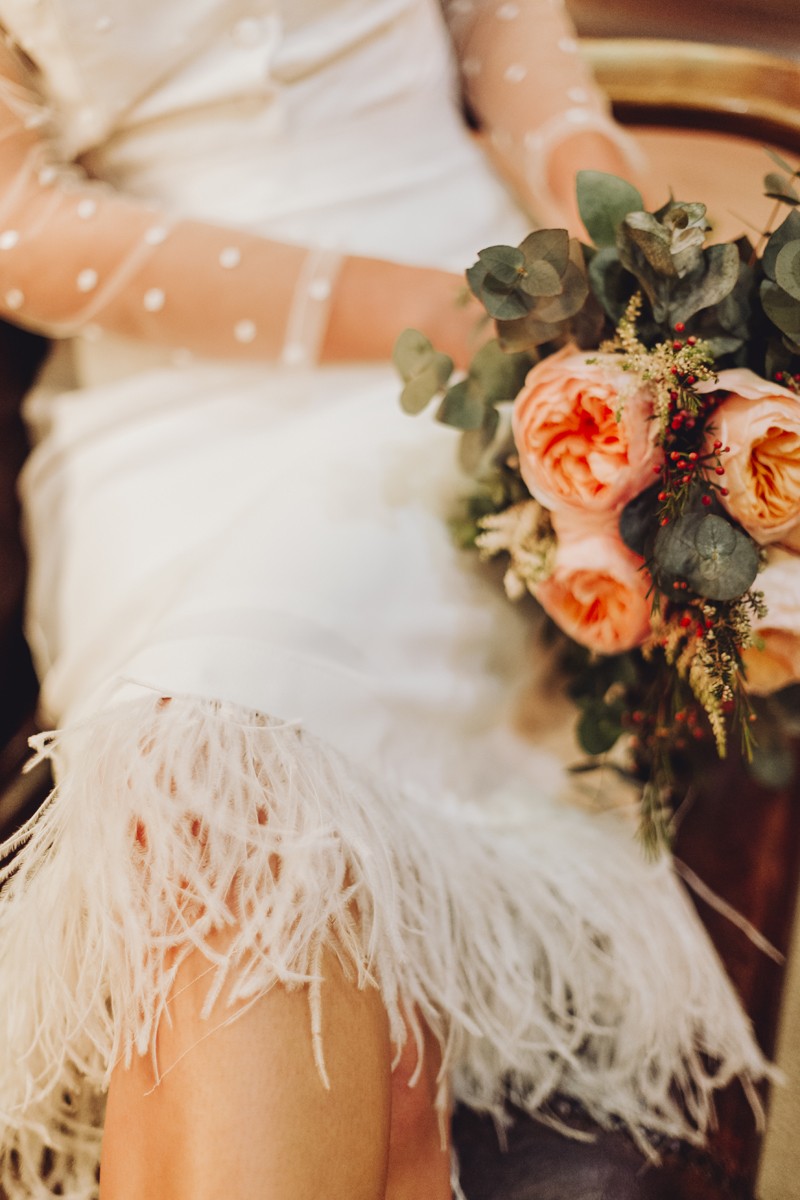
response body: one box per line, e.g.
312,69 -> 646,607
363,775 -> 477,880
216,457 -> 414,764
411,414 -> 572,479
394,164 -> 800,851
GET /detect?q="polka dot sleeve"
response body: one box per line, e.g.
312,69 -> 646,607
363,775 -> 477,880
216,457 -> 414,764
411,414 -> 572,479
442,0 -> 646,229
0,35 -> 341,365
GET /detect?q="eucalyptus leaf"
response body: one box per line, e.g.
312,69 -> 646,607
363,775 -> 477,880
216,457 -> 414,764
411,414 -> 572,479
519,228 -> 570,275
662,203 -> 709,277
535,240 -> 589,322
775,240 -> 800,301
477,245 -> 526,286
653,513 -> 759,600
479,275 -> 532,320
458,406 -> 500,473
572,287 -> 608,348
761,279 -> 800,337
400,360 -> 449,414
668,243 -> 741,325
519,258 -> 563,297
704,334 -> 746,357
436,380 -> 485,430
764,172 -> 800,204
466,259 -> 490,301
763,210 -> 800,280
621,211 -> 677,276
393,328 -> 435,381
576,698 -> 624,756
616,230 -> 671,321
619,485 -> 660,557
577,171 -> 644,248
468,339 -> 531,403
496,313 -> 563,352
587,246 -> 630,322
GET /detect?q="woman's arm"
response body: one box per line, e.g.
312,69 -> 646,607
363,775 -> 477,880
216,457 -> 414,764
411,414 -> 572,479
0,35 -> 477,368
441,0 -> 648,234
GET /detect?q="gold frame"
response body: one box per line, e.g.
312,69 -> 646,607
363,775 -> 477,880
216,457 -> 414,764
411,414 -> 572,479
582,38 -> 800,152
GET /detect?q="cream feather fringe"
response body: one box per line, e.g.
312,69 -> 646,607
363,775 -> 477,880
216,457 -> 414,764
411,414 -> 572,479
0,692 -> 770,1198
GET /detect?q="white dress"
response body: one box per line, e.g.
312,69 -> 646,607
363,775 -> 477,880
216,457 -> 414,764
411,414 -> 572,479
0,2 -> 768,1196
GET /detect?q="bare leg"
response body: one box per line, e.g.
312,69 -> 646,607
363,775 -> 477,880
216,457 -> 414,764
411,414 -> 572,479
100,938 -> 392,1200
385,1019 -> 453,1200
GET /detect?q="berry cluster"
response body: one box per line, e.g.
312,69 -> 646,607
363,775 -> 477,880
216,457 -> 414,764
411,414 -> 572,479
652,326 -> 729,525
774,370 -> 800,395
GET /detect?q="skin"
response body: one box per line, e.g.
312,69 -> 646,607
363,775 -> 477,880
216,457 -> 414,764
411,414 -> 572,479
98,25 -> 649,1198
100,939 -> 450,1200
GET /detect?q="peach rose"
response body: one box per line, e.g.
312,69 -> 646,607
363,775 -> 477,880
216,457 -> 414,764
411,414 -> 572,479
512,345 -> 661,514
534,510 -> 652,654
742,549 -> 800,695
703,370 -> 800,545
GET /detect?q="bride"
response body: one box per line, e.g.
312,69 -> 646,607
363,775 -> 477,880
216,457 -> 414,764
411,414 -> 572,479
0,1 -> 769,1197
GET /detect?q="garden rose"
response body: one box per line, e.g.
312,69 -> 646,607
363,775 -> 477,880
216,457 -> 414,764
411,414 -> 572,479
704,370 -> 800,545
512,345 -> 661,514
535,511 -> 652,654
742,549 -> 800,695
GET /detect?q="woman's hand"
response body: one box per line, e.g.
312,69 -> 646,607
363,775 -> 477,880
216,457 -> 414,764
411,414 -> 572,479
321,257 -> 486,371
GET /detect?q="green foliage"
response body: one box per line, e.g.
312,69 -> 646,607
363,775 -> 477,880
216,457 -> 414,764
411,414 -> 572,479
775,241 -> 800,300
394,158 -> 800,852
392,330 -> 454,414
467,229 -> 588,348
436,380 -> 484,430
576,170 -> 643,248
576,696 -> 625,755
653,513 -> 760,601
617,207 -> 739,327
764,170 -> 800,206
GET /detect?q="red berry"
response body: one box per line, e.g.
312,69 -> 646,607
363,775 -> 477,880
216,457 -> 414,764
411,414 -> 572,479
680,614 -> 692,628
701,495 -> 712,506
715,465 -> 725,475
686,374 -> 696,385
675,322 -> 685,333
720,487 -> 729,496
687,336 -> 697,346
673,340 -> 684,351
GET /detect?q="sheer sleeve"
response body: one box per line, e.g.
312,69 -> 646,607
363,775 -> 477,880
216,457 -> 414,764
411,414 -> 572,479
441,0 -> 647,229
0,33 -> 348,365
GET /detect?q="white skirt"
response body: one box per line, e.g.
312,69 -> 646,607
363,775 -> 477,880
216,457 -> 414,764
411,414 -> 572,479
0,350 -> 769,1199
